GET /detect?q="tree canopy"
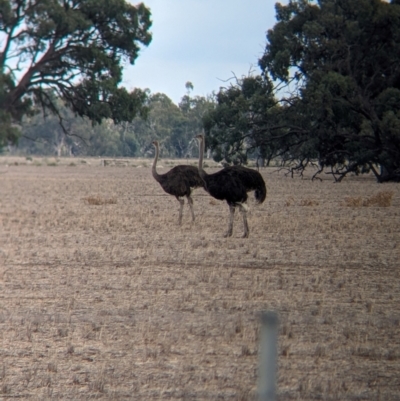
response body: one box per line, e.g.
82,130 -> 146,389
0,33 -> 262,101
0,0 -> 152,148
204,0 -> 400,182
203,75 -> 280,166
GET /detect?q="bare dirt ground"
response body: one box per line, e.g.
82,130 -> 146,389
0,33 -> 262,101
0,157 -> 399,400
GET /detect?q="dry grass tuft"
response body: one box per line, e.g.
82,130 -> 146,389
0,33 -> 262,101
83,195 -> 117,205
285,196 -> 295,207
343,196 -> 363,207
363,190 -> 394,207
285,196 -> 319,206
344,190 -> 394,207
299,198 -> 320,207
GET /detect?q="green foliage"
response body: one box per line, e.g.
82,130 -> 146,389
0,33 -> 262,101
259,0 -> 400,181
176,92 -> 214,157
125,90 -> 214,159
19,98 -> 90,156
18,96 -> 141,157
203,75 -> 282,166
0,0 -> 152,150
0,109 -> 19,149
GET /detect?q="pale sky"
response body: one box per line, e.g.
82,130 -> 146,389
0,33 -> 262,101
123,1 -> 284,105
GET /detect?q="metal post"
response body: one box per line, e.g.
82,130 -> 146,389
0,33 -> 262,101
258,311 -> 279,401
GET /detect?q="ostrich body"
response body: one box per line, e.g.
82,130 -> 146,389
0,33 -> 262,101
195,134 -> 266,238
152,140 -> 204,224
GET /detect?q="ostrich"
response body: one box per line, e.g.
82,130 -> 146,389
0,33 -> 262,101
152,140 -> 204,225
195,134 -> 266,238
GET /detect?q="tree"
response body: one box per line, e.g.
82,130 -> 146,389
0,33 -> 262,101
126,90 -> 214,159
177,84 -> 214,158
0,0 -> 152,148
141,93 -> 184,156
203,75 -> 281,166
20,97 -> 86,156
259,0 -> 400,181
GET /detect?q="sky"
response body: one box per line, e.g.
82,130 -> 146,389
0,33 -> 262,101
122,1 -> 284,105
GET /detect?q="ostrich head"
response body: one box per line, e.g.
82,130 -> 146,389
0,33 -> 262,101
195,134 -> 204,143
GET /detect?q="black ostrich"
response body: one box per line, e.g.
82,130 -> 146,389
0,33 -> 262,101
195,134 -> 266,238
152,140 -> 204,225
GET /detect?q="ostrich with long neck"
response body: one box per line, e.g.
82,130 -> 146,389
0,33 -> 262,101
195,134 -> 266,238
152,140 -> 204,225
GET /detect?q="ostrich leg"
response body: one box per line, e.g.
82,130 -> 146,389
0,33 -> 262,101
224,205 -> 235,237
187,195 -> 195,222
239,204 -> 249,238
177,197 -> 184,225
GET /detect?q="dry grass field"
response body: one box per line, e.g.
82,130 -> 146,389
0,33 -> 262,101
0,156 -> 399,400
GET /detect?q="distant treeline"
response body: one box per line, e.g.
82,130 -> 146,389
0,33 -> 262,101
14,91 -> 214,160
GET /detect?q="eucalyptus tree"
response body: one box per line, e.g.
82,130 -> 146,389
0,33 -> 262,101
260,0 -> 400,181
177,84 -> 214,159
203,75 -> 282,166
0,0 -> 152,149
19,96 -> 88,156
127,90 -> 215,158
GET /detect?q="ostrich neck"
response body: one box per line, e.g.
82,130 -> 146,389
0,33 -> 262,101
198,138 -> 208,180
152,144 -> 160,180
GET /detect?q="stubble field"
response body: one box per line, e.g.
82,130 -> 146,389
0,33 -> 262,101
0,157 -> 399,400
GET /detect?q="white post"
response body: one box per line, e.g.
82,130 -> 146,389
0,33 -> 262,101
258,311 -> 279,401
